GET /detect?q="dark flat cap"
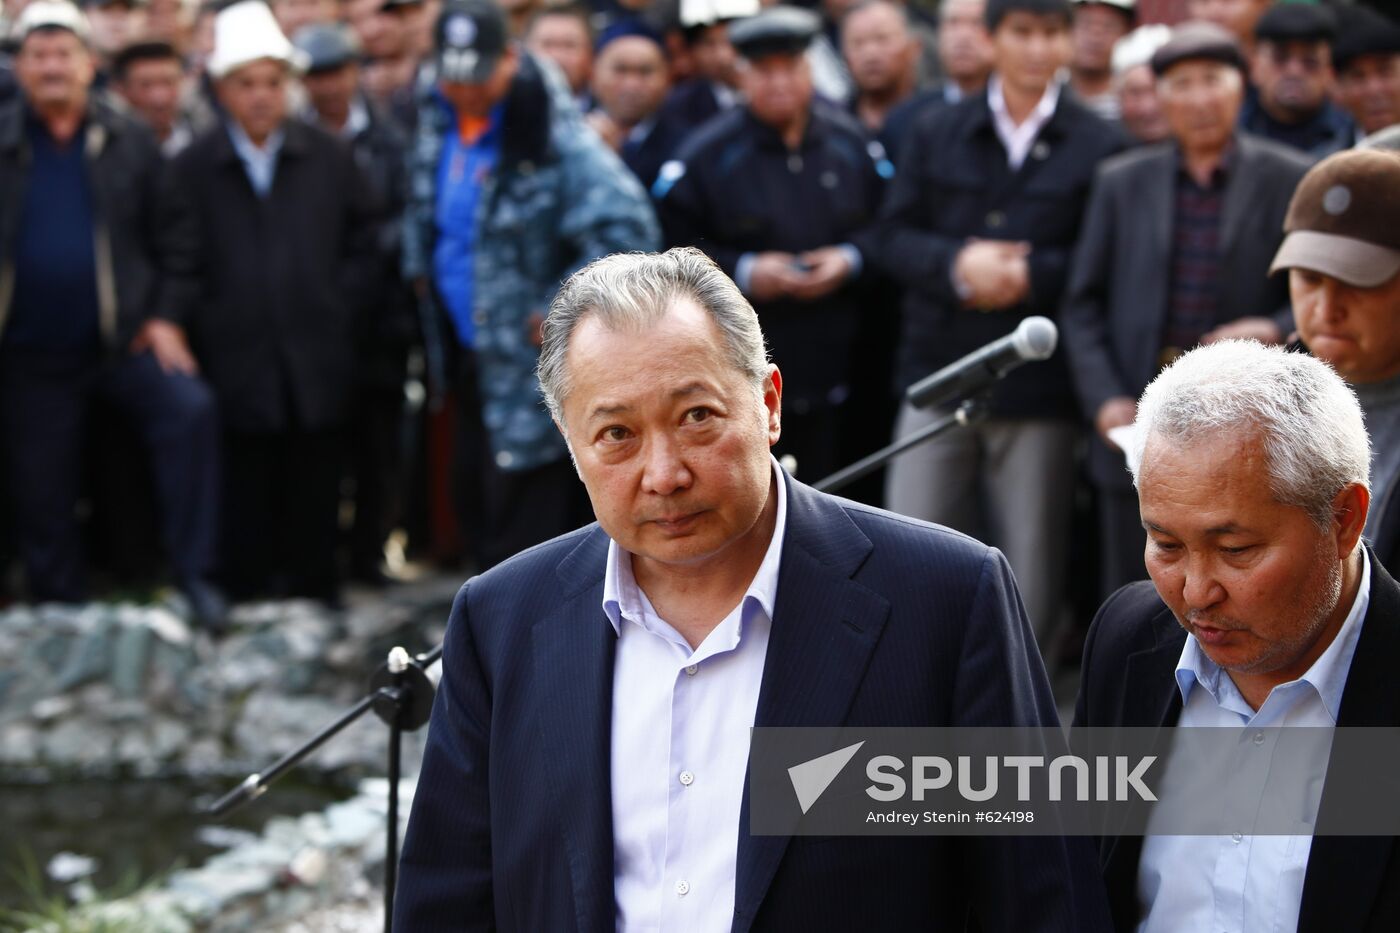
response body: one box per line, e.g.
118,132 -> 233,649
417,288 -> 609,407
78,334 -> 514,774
1151,21 -> 1245,76
1254,3 -> 1336,44
293,23 -> 361,73
1334,6 -> 1400,73
728,6 -> 819,59
595,18 -> 667,56
1271,149 -> 1400,288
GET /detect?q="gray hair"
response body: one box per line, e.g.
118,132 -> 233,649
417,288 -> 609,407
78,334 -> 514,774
537,247 -> 770,422
1129,340 -> 1371,527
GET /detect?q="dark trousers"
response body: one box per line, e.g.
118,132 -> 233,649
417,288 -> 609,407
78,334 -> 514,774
455,348 -> 591,572
0,347 -> 220,601
347,382 -> 405,574
1099,485 -> 1149,598
221,427 -> 344,601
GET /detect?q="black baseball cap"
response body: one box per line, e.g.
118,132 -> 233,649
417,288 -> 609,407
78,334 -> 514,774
434,0 -> 508,85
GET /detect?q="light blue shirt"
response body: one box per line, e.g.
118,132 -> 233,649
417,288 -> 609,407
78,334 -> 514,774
603,456 -> 787,932
226,121 -> 285,198
1136,550 -> 1372,933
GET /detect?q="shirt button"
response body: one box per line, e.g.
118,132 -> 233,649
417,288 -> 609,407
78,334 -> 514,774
676,880 -> 690,896
495,450 -> 514,468
685,664 -> 698,676
679,770 -> 695,786
1253,732 -> 1266,746
985,210 -> 1006,229
1232,832 -> 1243,843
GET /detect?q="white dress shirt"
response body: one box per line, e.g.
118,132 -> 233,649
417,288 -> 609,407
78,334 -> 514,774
226,121 -> 285,198
604,456 -> 787,933
1136,550 -> 1372,933
987,74 -> 1061,171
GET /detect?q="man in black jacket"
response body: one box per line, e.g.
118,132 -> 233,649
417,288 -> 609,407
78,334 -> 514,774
1074,339 -> 1400,933
295,22 -> 415,585
655,6 -> 890,482
1062,22 -> 1311,596
174,0 -> 375,602
0,2 -> 223,622
875,0 -> 1121,641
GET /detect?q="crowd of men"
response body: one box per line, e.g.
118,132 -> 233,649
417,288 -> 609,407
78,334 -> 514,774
0,0 -> 1396,644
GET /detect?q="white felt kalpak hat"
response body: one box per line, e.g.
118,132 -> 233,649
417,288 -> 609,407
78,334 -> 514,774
11,0 -> 93,44
207,0 -> 308,79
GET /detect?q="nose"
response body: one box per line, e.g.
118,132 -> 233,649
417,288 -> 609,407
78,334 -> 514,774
640,432 -> 693,498
1180,555 -> 1225,614
1315,277 -> 1345,323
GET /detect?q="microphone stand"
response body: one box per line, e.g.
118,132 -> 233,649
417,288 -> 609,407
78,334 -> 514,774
203,644 -> 442,933
815,395 -> 989,494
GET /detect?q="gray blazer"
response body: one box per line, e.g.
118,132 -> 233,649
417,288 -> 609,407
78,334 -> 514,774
1061,132 -> 1312,488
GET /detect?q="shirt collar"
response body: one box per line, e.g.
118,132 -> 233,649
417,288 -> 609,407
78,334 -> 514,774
1175,548 -> 1372,722
602,455 -> 788,637
987,73 -> 1060,129
226,119 -> 285,161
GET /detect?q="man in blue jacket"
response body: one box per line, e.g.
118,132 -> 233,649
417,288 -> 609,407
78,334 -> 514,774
394,247 -> 1112,932
403,0 -> 659,570
0,2 -> 222,623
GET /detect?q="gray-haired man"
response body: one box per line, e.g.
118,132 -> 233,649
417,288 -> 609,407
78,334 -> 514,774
395,246 -> 1112,932
1074,339 -> 1400,932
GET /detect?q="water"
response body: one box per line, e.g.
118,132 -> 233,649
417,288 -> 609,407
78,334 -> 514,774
0,776 -> 353,909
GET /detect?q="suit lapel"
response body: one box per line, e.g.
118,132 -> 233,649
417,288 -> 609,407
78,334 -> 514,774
1218,135 -> 1256,265
1139,147 -> 1176,366
731,479 -> 890,933
1298,553 -> 1400,933
532,528 -> 616,933
1102,611 -> 1184,930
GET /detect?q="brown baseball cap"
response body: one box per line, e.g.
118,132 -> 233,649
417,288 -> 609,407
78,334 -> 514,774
1270,149 -> 1400,288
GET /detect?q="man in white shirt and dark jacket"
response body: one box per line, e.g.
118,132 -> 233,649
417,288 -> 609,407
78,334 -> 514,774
172,1 -> 376,603
873,0 -> 1122,643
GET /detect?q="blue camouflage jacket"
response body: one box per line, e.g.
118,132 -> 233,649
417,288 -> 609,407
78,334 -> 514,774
404,52 -> 660,472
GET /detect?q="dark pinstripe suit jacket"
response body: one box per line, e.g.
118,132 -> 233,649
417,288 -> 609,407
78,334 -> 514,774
394,472 -> 1112,932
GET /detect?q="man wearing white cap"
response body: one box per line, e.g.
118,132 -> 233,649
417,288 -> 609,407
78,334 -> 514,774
172,0 -> 375,604
0,1 -> 224,624
1110,23 -> 1169,144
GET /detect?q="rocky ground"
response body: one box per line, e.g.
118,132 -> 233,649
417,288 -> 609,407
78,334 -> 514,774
0,573 -> 461,931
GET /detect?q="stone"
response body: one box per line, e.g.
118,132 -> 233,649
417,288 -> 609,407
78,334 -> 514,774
0,721 -> 38,766
115,729 -> 155,765
150,717 -> 192,760
24,631 -> 72,674
110,623 -> 153,699
54,618 -> 115,691
42,718 -> 114,767
30,694 -> 76,722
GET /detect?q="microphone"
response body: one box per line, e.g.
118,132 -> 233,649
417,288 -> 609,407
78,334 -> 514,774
905,316 -> 1058,410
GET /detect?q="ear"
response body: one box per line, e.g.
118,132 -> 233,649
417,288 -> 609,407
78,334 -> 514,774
1333,482 -> 1370,559
764,364 -> 782,447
